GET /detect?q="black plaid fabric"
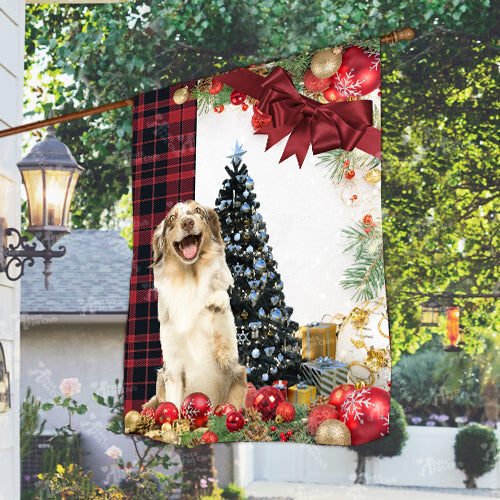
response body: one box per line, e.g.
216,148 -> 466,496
124,83 -> 197,413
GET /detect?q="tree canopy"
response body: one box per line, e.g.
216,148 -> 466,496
24,1 -> 498,361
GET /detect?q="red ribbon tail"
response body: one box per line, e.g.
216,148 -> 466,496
279,119 -> 311,167
355,127 -> 381,159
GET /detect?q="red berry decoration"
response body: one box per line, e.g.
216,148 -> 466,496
331,46 -> 380,99
230,90 -> 246,105
209,79 -> 224,95
275,401 -> 296,423
140,407 -> 155,419
363,214 -> 373,225
270,425 -> 276,431
180,392 -> 214,428
279,432 -> 285,438
307,404 -> 339,437
252,386 -> 284,421
202,430 -> 219,444
286,430 -> 293,437
345,169 -> 355,179
214,402 -> 237,417
251,113 -> 272,131
303,69 -> 332,92
242,103 -> 249,111
281,436 -> 287,442
225,410 -> 245,432
339,387 -> 390,445
154,402 -> 179,426
328,383 -> 356,411
323,85 -> 349,102
365,227 -> 371,234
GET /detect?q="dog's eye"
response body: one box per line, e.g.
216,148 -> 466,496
168,214 -> 176,222
195,207 -> 202,215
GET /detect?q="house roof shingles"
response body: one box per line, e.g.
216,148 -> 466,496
21,230 -> 132,314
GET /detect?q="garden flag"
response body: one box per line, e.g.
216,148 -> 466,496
123,38 -> 392,446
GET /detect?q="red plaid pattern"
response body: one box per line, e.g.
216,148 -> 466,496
124,83 -> 197,413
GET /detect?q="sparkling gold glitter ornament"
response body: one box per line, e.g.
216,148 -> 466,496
365,346 -> 390,372
350,307 -> 370,329
124,410 -> 140,434
365,168 -> 382,184
310,47 -> 343,79
172,418 -> 191,434
315,419 -> 351,445
173,86 -> 189,105
161,422 -> 172,432
162,428 -> 180,445
145,429 -> 162,439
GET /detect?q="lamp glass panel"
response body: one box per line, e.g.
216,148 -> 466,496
21,169 -> 44,227
44,169 -> 72,226
62,171 -> 80,226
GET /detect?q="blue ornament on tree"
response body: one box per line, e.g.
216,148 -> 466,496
268,272 -> 276,280
261,373 -> 269,382
244,267 -> 253,279
264,347 -> 275,357
251,348 -> 260,359
234,233 -> 241,241
258,308 -> 266,318
243,190 -> 249,198
262,245 -> 269,253
249,321 -> 262,331
224,236 -> 231,244
248,280 -> 260,290
249,292 -> 259,305
276,280 -> 284,290
241,202 -> 251,213
260,275 -> 268,286
253,259 -> 266,272
246,178 -> 254,190
246,245 -> 254,253
270,366 -> 278,375
270,308 -> 283,322
270,296 -> 280,306
226,216 -> 232,224
278,353 -> 284,362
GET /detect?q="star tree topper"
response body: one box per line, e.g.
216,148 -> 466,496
227,140 -> 247,166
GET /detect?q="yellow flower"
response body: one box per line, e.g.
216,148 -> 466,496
37,473 -> 44,480
68,463 -> 74,474
56,464 -> 65,474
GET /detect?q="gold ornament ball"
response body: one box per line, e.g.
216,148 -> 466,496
365,168 -> 382,184
315,419 -> 351,446
162,428 -> 179,445
173,86 -> 189,105
161,422 -> 172,432
310,48 -> 343,79
124,410 -> 141,434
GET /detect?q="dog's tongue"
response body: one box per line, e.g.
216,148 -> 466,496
182,236 -> 197,259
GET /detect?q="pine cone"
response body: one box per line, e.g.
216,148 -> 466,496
136,415 -> 158,434
197,77 -> 212,93
307,395 -> 329,414
245,96 -> 259,106
249,66 -> 269,77
189,435 -> 205,447
242,407 -> 262,424
244,424 -> 271,442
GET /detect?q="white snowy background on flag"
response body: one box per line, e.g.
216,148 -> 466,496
195,90 -> 383,324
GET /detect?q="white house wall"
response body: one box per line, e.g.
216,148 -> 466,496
0,1 -> 24,499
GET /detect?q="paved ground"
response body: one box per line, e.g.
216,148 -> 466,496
245,481 -> 500,500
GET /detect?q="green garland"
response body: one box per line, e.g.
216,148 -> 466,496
191,84 -> 233,114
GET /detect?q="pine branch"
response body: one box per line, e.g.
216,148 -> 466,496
316,149 -> 356,183
192,85 -> 233,114
276,53 -> 312,88
341,252 -> 385,302
351,38 -> 381,53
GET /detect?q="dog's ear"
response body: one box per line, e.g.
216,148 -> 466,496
207,208 -> 223,244
151,220 -> 166,267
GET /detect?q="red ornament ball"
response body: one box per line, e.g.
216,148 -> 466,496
286,430 -> 293,437
279,432 -> 285,438
140,407 -> 155,419
225,410 -> 245,432
323,85 -> 349,102
202,430 -> 219,444
253,386 -> 284,421
214,105 -> 224,113
270,425 -> 276,431
339,387 -> 390,445
332,46 -> 381,99
303,69 -> 332,92
251,113 -> 272,131
154,402 -> 179,426
363,214 -> 373,225
242,103 -> 249,111
209,79 -> 224,95
230,90 -> 246,105
328,383 -> 356,411
307,404 -> 339,437
214,402 -> 237,417
345,169 -> 355,179
365,227 -> 371,234
276,401 -> 296,423
180,392 -> 214,428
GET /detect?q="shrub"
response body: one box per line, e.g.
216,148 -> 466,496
454,423 -> 498,488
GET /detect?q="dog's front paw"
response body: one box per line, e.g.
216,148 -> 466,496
206,290 -> 229,313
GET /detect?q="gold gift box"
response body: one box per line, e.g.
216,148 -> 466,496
299,322 -> 337,361
287,384 -> 316,405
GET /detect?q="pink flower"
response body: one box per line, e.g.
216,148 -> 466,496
59,378 -> 81,398
105,445 -> 123,460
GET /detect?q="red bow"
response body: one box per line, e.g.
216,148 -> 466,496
217,67 -> 380,167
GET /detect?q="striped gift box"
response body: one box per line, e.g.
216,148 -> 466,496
299,358 -> 349,396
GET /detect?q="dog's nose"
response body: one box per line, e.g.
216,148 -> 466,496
181,217 -> 194,231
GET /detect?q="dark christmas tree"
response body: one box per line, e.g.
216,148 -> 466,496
214,142 -> 302,387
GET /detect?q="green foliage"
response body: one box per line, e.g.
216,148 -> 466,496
454,423 -> 498,488
222,482 -> 247,500
20,387 -> 46,462
353,399 -> 408,458
391,348 -> 485,423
